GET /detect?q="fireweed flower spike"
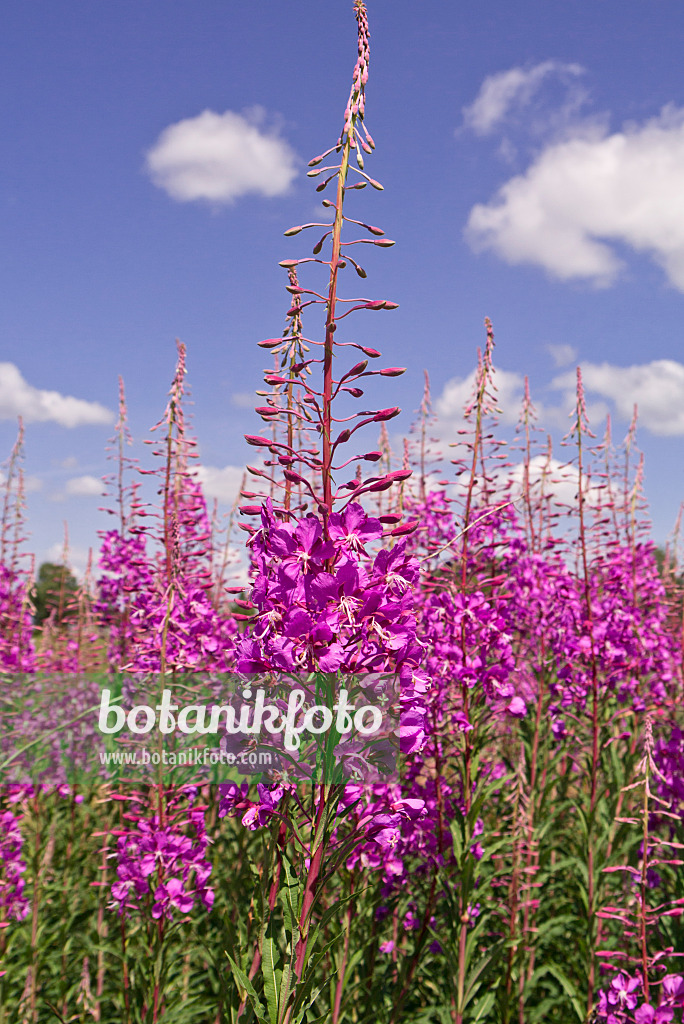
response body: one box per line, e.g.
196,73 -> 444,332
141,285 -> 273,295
109,801 -> 213,921
240,0 -> 404,532
231,5 -> 432,1020
0,423 -> 35,674
0,809 -> 29,924
235,0 -> 428,750
98,344 -> 237,675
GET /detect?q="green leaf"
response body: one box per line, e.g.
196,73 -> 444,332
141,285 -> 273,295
278,961 -> 293,1024
471,987 -> 497,1021
226,954 -> 268,1024
544,965 -> 586,1022
262,932 -> 280,1024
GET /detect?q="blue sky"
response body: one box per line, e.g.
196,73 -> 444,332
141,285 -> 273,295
2,0 -> 684,572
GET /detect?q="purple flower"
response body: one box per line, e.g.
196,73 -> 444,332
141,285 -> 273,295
0,810 -> 29,923
328,503 -> 383,552
152,877 -> 195,919
109,802 -> 213,921
608,972 -> 641,1011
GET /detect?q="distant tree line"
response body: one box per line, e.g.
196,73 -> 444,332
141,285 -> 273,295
31,562 -> 79,625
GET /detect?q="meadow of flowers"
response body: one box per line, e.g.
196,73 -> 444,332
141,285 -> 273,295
1,3 -> 683,1021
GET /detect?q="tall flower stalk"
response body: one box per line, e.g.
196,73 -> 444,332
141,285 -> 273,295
231,5 -> 427,1023
243,0 -> 409,532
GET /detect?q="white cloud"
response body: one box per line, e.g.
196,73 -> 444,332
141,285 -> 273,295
446,455 -> 602,511
547,343 -> 577,367
44,543 -> 91,579
429,358 -> 684,444
64,475 -> 103,497
196,464 -> 245,505
435,366 -> 525,426
545,397 -> 611,433
419,366 -> 528,460
0,469 -> 42,493
146,108 -> 298,204
552,359 -> 684,436
505,455 -> 602,508
231,392 -> 256,409
462,60 -> 585,136
466,105 -> 684,290
0,363 -> 113,428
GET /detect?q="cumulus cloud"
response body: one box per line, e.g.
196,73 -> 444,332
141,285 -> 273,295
45,543 -> 90,579
505,455 -> 602,508
466,105 -> 684,290
64,475 -> 103,497
196,464 -> 245,505
547,343 -> 578,367
0,363 -> 113,428
552,359 -> 684,436
146,108 -> 298,204
435,366 -> 525,427
462,60 -> 585,136
415,366 -> 529,461
447,455 -> 602,511
0,469 -> 42,493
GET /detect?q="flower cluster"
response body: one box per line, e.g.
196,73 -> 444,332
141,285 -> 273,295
236,500 -> 428,753
597,971 -> 684,1023
218,781 -> 288,830
0,564 -> 35,674
654,725 -> 684,824
110,805 -> 213,920
0,808 -> 29,924
97,467 -> 237,675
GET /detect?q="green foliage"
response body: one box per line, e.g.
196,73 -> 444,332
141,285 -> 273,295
0,686 -> 682,1022
30,562 -> 79,626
